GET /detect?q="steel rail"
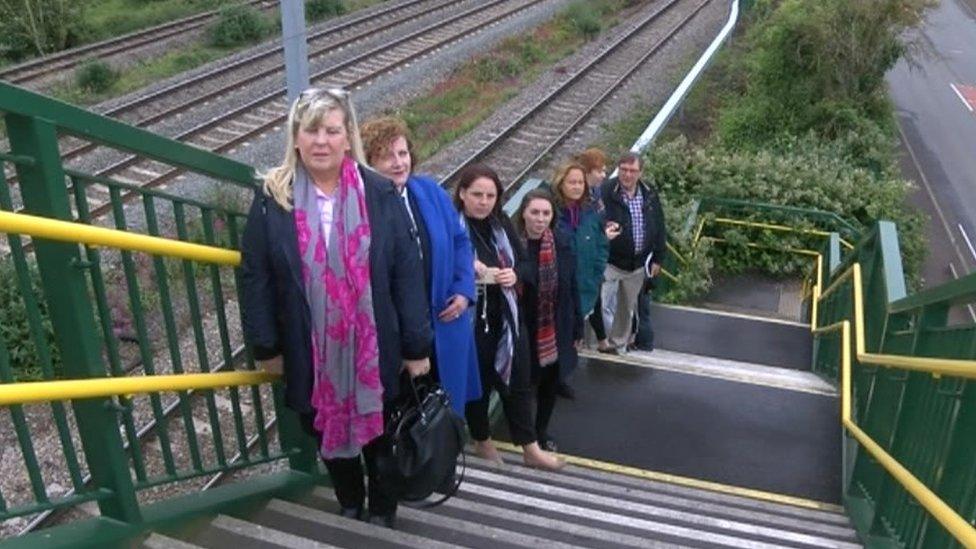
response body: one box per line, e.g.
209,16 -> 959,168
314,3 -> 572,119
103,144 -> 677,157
440,0 -> 712,189
0,0 -> 272,85
82,0 -> 545,218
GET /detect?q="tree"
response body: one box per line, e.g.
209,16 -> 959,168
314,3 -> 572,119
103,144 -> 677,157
0,0 -> 85,61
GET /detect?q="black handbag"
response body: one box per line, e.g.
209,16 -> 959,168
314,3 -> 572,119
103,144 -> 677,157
377,375 -> 466,506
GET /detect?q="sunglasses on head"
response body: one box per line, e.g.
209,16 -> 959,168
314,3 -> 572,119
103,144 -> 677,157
298,86 -> 349,102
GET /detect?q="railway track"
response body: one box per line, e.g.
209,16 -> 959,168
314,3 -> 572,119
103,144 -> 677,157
79,0 -> 546,215
3,0 -> 464,183
440,0 -> 715,192
0,0 -> 274,88
7,0 -> 548,218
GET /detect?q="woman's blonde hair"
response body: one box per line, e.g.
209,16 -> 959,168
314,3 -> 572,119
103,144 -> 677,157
550,160 -> 589,209
262,88 -> 367,210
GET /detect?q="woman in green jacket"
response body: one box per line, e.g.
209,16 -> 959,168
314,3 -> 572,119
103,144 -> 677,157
552,161 -> 618,350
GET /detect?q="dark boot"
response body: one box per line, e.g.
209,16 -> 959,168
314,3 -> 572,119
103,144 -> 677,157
338,506 -> 364,520
367,512 -> 396,529
555,381 -> 575,400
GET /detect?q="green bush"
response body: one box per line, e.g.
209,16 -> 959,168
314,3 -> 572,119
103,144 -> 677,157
472,55 -> 522,83
657,199 -> 714,303
208,5 -> 269,48
306,0 -> 346,22
0,259 -> 61,381
75,60 -> 118,93
565,1 -> 602,38
716,0 -> 925,149
645,135 -> 926,286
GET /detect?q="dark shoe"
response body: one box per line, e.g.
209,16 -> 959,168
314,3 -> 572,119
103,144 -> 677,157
367,512 -> 396,529
597,346 -> 618,355
338,506 -> 363,520
555,381 -> 575,400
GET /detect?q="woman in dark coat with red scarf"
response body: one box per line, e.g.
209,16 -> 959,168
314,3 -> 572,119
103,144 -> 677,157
515,189 -> 582,451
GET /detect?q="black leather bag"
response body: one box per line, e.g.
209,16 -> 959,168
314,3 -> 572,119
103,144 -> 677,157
378,376 -> 466,506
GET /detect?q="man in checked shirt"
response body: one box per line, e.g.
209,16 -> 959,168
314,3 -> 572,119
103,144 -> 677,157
598,152 -> 668,355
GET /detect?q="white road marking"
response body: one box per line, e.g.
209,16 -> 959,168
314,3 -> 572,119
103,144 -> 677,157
950,83 -> 974,112
896,122 -> 973,272
959,223 -> 976,261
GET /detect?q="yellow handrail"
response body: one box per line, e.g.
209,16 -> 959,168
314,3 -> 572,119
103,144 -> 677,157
0,210 -> 241,266
708,217 -> 855,249
814,264 -> 976,546
810,254 -> 822,331
0,371 -> 278,406
703,237 -> 820,257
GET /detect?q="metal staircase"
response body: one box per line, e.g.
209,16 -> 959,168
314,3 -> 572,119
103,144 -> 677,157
140,448 -> 861,548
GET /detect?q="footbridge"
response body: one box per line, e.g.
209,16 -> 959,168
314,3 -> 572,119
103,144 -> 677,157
0,80 -> 974,549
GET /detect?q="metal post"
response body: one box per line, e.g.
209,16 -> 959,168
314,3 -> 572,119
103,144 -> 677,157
5,114 -> 142,523
280,0 -> 310,104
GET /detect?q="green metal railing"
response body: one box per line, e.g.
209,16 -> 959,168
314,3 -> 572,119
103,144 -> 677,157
814,222 -> 976,548
0,82 -> 320,544
666,199 -> 975,546
660,196 -> 860,301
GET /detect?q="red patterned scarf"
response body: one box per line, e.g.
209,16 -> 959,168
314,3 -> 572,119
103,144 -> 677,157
536,229 -> 558,367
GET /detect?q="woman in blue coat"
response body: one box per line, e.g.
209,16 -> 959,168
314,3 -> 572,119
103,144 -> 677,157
359,116 -> 481,414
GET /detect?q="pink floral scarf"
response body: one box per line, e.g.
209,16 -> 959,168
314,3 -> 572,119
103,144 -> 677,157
293,158 -> 384,459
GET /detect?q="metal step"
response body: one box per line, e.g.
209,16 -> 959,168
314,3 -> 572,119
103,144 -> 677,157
649,303 -> 813,370
459,466 -> 859,548
467,452 -> 854,534
299,486 -> 697,549
159,447 -> 862,549
467,453 -> 855,533
141,533 -> 205,549
194,514 -> 341,548
301,487 -> 589,549
248,498 -> 465,548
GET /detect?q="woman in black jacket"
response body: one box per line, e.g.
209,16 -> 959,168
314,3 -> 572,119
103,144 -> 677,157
454,164 -> 563,471
515,189 -> 582,452
241,87 -> 431,529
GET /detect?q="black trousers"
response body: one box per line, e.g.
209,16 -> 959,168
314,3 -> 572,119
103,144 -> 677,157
534,363 -> 560,444
465,327 -> 536,445
589,293 -> 607,340
300,409 -> 397,517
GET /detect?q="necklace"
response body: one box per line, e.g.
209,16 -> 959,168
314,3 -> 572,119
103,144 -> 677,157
466,216 -> 495,333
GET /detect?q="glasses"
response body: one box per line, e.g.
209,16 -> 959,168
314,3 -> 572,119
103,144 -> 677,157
298,86 -> 349,103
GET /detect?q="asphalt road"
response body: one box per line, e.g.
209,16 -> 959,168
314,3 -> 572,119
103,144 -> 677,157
887,0 -> 976,283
